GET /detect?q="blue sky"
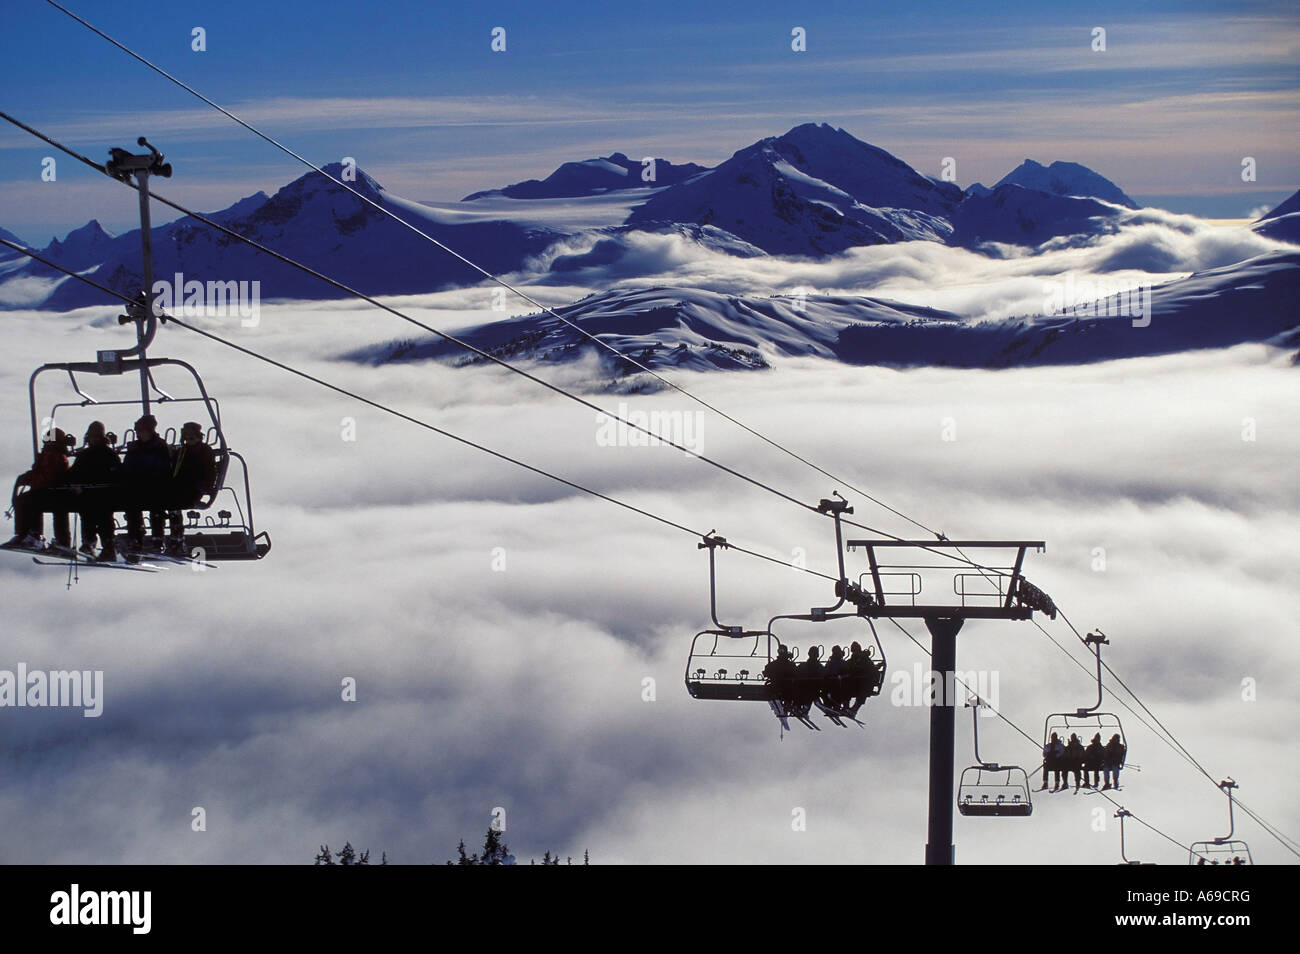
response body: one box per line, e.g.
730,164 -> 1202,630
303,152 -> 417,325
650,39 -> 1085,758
2,0 -> 1297,240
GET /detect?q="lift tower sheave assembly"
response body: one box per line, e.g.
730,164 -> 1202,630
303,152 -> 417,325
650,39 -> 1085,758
845,539 -> 1052,865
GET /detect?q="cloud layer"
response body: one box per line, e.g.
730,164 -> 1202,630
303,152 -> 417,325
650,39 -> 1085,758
0,284 -> 1296,864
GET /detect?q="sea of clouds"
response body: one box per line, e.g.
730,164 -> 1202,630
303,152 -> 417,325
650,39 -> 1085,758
0,213 -> 1295,865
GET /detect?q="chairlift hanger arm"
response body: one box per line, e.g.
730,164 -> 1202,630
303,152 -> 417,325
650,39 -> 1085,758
1216,778 -> 1240,843
968,699 -> 995,769
1074,631 -> 1110,716
700,533 -> 743,633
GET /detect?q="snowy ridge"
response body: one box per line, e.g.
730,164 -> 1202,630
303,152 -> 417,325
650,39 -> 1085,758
464,152 -> 708,200
355,284 -> 965,372
358,250 -> 1300,373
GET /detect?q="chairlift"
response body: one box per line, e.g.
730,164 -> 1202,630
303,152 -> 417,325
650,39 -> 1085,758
5,139 -> 269,568
1043,630 -> 1125,786
28,359 -> 270,561
1189,779 -> 1252,865
683,495 -> 887,732
958,698 -> 1032,817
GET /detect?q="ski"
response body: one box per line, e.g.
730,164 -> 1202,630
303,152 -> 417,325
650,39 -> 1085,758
33,556 -> 160,572
814,700 -> 864,728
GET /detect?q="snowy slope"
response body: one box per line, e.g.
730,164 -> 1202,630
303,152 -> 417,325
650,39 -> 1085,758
978,249 -> 1300,366
354,285 -> 966,372
358,250 -> 1300,373
949,184 -> 1122,249
1252,189 -> 1300,244
464,152 -> 708,200
996,159 -> 1138,209
0,225 -> 28,261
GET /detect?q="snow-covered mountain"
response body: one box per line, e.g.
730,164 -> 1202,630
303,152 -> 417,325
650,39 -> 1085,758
995,159 -> 1137,209
1253,188 -> 1300,244
25,163 -> 564,310
949,183 -> 1121,248
625,123 -> 964,254
0,126 -> 1194,312
464,152 -> 708,200
358,250 -> 1300,373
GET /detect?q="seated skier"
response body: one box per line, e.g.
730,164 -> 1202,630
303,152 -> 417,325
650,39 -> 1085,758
762,644 -> 798,711
3,428 -> 72,550
162,421 -> 217,556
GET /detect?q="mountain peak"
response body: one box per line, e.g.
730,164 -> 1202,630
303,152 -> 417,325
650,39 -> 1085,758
41,218 -> 116,269
996,159 -> 1136,209
67,219 -> 111,239
317,162 -> 385,199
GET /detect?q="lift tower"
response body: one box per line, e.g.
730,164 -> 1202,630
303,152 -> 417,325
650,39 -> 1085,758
844,538 -> 1054,865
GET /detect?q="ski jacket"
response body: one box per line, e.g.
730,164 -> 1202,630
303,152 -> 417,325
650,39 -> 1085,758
122,435 -> 171,488
20,446 -> 69,490
171,441 -> 218,503
67,444 -> 122,486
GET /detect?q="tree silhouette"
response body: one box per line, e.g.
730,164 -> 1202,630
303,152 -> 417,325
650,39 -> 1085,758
314,841 -> 385,865
449,827 -> 514,865
312,828 -> 585,864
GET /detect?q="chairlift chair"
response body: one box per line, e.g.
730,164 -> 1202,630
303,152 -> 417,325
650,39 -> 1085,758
12,138 -> 270,565
958,698 -> 1032,817
1043,631 -> 1125,784
683,496 -> 887,730
29,361 -> 271,561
